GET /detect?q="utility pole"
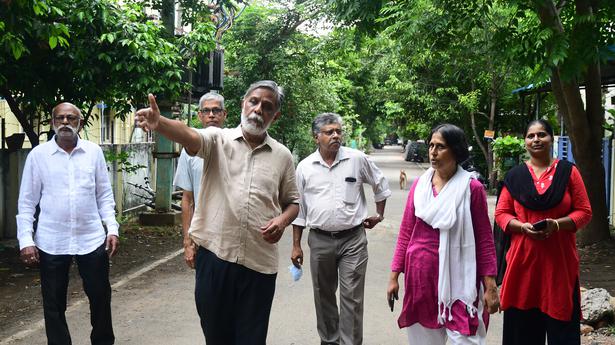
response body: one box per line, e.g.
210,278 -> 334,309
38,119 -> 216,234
155,0 -> 176,213
140,0 -> 178,225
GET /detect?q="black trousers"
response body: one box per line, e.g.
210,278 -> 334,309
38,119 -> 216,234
503,281 -> 580,345
194,247 -> 276,345
39,243 -> 114,345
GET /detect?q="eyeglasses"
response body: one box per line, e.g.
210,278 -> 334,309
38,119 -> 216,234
320,128 -> 343,136
53,114 -> 80,123
200,108 -> 224,116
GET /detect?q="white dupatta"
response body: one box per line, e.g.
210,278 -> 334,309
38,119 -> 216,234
413,166 -> 477,324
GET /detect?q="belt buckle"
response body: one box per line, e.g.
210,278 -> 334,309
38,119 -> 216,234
330,231 -> 342,239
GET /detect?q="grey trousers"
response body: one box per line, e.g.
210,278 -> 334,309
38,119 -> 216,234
308,227 -> 368,345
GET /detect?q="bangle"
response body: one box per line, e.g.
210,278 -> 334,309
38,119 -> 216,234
554,219 -> 560,232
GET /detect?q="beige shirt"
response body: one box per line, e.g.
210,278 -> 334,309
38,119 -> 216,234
189,126 -> 299,274
293,147 -> 391,231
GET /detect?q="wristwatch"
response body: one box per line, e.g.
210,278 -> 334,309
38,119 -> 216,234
376,213 -> 384,222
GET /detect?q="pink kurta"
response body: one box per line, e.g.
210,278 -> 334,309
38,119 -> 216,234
391,179 -> 497,336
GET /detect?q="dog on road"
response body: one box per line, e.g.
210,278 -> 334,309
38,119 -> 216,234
399,169 -> 407,190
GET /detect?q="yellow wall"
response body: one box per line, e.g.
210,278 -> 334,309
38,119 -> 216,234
0,99 -> 137,147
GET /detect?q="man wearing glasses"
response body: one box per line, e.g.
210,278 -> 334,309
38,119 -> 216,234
135,80 -> 299,345
16,102 -> 119,345
173,92 -> 227,269
291,112 -> 391,345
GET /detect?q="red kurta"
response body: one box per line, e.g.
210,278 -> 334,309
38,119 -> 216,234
494,160 -> 592,321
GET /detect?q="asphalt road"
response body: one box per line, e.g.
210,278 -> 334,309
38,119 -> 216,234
1,146 -> 503,345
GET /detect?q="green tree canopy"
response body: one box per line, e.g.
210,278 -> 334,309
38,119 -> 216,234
0,0 -> 217,145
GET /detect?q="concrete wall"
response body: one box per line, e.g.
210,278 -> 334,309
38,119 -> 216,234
0,149 -> 31,239
101,143 -> 156,215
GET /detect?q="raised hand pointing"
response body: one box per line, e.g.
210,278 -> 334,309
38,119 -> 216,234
135,94 -> 161,132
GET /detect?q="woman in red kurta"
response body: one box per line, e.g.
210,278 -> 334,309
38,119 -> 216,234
494,119 -> 592,345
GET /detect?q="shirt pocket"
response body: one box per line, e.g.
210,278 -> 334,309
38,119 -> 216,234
78,166 -> 96,189
343,177 -> 360,204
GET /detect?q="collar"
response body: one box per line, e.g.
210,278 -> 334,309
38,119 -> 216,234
50,135 -> 85,155
311,146 -> 349,168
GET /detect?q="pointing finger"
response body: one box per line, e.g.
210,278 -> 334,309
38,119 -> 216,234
148,94 -> 159,112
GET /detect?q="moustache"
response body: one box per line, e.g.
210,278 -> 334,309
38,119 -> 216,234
247,113 -> 264,125
55,124 -> 79,135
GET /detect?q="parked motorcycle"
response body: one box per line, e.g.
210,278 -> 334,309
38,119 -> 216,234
461,147 -> 488,188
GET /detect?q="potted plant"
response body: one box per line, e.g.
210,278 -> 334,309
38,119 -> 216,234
492,135 -> 526,180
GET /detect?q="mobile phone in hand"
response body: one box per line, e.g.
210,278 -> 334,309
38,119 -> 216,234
388,295 -> 395,312
532,219 -> 548,231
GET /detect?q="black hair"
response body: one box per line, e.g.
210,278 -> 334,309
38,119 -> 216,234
524,119 -> 554,141
427,124 -> 469,164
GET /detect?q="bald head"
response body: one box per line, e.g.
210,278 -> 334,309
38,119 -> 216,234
52,102 -> 83,140
52,103 -> 83,118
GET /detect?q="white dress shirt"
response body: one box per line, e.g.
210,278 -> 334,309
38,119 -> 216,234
16,137 -> 119,254
293,147 -> 391,231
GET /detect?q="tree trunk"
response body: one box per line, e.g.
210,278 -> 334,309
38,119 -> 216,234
487,93 -> 497,185
0,89 -> 39,146
536,0 -> 610,244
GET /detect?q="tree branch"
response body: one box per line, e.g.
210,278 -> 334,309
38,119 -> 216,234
555,0 -> 567,14
0,87 -> 39,146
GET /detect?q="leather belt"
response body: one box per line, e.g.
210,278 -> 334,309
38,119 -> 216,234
310,224 -> 362,239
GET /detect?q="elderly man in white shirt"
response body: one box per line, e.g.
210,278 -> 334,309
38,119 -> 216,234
291,112 -> 391,345
17,102 -> 119,345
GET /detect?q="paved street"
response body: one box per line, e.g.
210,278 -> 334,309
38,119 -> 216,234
2,146 -> 503,345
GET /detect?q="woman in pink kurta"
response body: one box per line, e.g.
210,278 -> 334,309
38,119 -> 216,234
387,124 -> 498,344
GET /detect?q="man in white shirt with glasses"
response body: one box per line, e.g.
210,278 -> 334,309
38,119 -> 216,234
173,92 -> 227,269
17,102 -> 119,345
291,112 -> 391,345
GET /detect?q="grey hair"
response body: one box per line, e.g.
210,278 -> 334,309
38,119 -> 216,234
52,102 -> 83,118
199,92 -> 225,109
312,112 -> 343,136
243,80 -> 284,112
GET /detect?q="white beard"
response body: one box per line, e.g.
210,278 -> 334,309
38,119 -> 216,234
241,112 -> 269,136
54,120 -> 80,139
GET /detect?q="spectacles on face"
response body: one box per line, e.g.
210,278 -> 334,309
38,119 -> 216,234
200,108 -> 224,116
53,114 -> 80,123
320,128 -> 343,136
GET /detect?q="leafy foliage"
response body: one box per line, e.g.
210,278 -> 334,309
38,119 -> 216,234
104,150 -> 147,174
0,0 -> 217,145
492,135 -> 525,158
